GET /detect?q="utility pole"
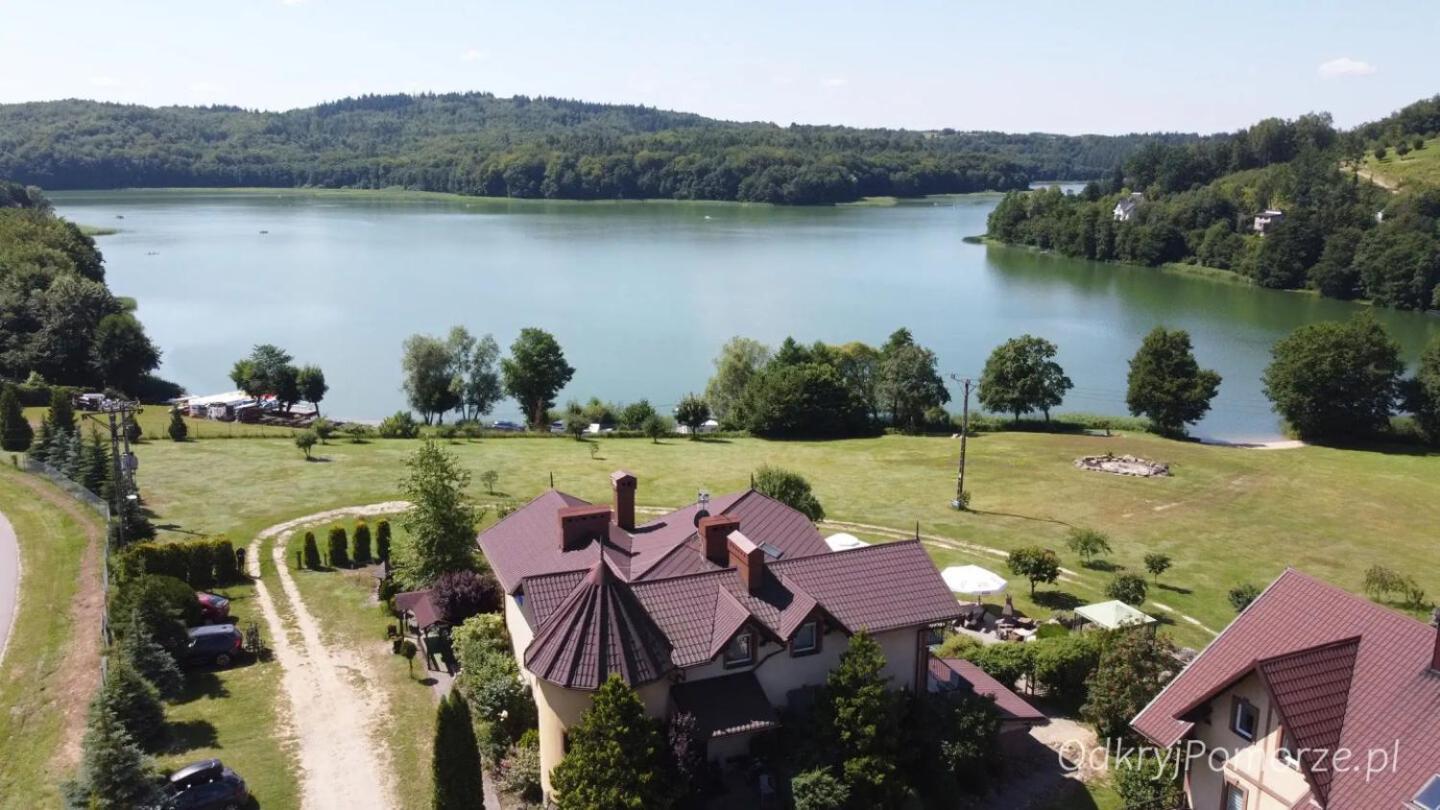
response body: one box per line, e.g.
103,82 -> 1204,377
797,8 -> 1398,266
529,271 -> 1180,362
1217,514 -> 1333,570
84,397 -> 138,651
950,375 -> 972,510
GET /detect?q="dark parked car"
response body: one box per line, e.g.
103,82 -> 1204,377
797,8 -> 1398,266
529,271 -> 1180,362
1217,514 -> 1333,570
162,758 -> 248,810
489,419 -> 524,432
181,624 -> 244,668
196,592 -> 231,624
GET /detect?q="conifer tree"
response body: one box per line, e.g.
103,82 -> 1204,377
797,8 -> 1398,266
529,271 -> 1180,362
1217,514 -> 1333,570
0,386 -> 32,452
62,429 -> 85,480
167,408 -> 188,441
28,420 -> 54,463
117,607 -> 184,699
99,656 -> 167,750
67,696 -> 158,809
80,430 -> 109,495
431,690 -> 485,810
352,520 -> 373,565
551,675 -> 676,809
328,526 -> 350,568
376,519 -> 392,563
822,630 -> 905,806
46,388 -> 76,433
303,531 -> 323,569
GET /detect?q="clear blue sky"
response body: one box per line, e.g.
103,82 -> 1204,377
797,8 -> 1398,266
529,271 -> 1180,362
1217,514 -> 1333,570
2,0 -> 1434,134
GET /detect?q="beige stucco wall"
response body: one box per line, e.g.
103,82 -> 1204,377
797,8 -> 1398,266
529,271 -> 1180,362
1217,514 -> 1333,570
533,677 -> 671,798
503,594 -> 534,682
1184,673 -> 1312,810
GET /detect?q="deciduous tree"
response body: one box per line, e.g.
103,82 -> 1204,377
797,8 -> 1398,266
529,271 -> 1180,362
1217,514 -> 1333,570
705,337 -> 771,423
979,335 -> 1072,422
396,441 -> 476,586
753,465 -> 825,521
1125,327 -> 1222,436
673,393 -> 709,437
402,334 -> 461,425
501,328 -> 574,429
1007,546 -> 1060,595
1262,314 -> 1403,439
1081,630 -> 1178,742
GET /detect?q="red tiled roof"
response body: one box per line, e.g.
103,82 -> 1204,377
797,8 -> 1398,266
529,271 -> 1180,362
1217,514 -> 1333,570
1131,568 -> 1440,810
672,672 -> 781,739
394,589 -> 443,629
930,657 -> 1046,724
771,540 -> 963,633
523,560 -> 672,691
1258,638 -> 1359,804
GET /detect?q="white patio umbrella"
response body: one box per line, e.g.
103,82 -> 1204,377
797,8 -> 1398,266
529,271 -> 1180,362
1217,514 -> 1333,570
824,532 -> 869,552
941,565 -> 1008,601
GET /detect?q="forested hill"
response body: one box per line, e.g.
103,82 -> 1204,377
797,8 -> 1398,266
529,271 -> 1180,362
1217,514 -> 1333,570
988,106 -> 1440,311
0,93 -> 1195,204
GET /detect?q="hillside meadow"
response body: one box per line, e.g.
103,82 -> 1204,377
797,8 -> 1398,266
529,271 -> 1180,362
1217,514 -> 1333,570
126,429 -> 1440,648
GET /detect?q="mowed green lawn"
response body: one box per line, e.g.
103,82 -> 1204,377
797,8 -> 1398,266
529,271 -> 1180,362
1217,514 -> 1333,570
1363,138 -> 1440,189
129,431 -> 1440,648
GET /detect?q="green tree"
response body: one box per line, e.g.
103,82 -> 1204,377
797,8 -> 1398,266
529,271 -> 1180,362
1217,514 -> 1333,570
92,312 -> 160,392
166,408 -> 187,442
1007,546 -> 1060,596
448,328 -> 504,422
396,441 -> 476,587
115,607 -> 184,699
1125,327 -> 1222,435
705,337 -> 771,423
979,335 -> 1073,422
66,701 -> 157,810
1411,336 -> 1440,442
352,520 -> 373,564
823,630 -> 905,807
98,656 -> 166,751
431,690 -> 485,810
501,328 -> 575,429
0,385 -> 33,452
1112,748 -> 1186,810
1262,314 -> 1403,439
877,330 -> 950,432
791,768 -> 849,810
231,344 -> 296,404
297,364 -> 328,416
402,333 -> 462,425
1081,630 -> 1177,742
303,531 -> 322,569
752,465 -> 825,521
550,674 -> 676,810
1144,553 -> 1172,582
1106,573 -> 1149,606
1065,528 -> 1112,566
46,387 -> 76,433
642,414 -> 667,443
376,519 -> 392,563
328,526 -> 350,568
617,399 -> 657,430
673,393 -> 710,437
1228,582 -> 1262,612
295,429 -> 318,459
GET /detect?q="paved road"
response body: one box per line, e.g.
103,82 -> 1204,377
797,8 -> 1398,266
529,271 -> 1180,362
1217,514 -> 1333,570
0,508 -> 19,669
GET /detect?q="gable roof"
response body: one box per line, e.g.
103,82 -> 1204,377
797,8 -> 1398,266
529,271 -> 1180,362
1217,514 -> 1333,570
771,540 -> 962,634
930,657 -> 1047,724
1131,568 -> 1440,810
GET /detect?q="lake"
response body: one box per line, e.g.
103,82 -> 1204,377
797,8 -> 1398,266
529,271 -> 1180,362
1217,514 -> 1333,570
53,189 -> 1440,442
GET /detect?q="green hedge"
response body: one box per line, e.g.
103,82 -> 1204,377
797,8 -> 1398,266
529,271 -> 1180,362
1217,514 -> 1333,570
118,538 -> 240,589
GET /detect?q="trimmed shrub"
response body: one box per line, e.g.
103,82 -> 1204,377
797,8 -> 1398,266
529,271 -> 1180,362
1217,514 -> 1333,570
211,539 -> 238,583
0,386 -> 33,452
327,526 -> 349,568
352,520 -> 372,565
375,519 -> 392,563
303,531 -> 322,569
377,411 -> 420,439
118,539 -> 238,589
184,543 -> 215,590
433,570 -> 503,624
1106,572 -> 1149,606
1028,633 -> 1100,706
969,642 -> 1033,688
166,409 -> 187,442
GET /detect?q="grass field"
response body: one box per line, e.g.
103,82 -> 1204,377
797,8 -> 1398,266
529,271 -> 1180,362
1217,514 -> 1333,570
1362,138 -> 1440,190
0,467 -> 101,809
125,430 -> 1440,650
23,406 -> 304,441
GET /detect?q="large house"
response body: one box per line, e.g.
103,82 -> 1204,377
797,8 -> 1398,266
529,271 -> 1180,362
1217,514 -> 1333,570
1113,192 -> 1144,221
1132,568 -> 1440,810
478,471 -> 963,798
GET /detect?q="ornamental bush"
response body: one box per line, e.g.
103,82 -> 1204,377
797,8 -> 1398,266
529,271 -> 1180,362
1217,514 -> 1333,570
328,526 -> 350,568
352,520 -> 372,564
166,409 -> 187,442
303,531 -> 322,569
375,519 -> 392,563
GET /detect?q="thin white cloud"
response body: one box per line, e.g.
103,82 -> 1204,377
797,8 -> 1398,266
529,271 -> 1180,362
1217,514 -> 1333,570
820,77 -> 847,88
89,75 -> 121,88
1317,57 -> 1377,78
460,48 -> 487,63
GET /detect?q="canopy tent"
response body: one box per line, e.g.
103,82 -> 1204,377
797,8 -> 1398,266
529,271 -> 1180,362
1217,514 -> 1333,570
824,533 -> 870,552
941,565 -> 1008,597
1075,600 -> 1156,631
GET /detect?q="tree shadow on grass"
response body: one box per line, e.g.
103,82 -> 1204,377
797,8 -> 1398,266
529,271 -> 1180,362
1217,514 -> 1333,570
690,436 -> 732,444
163,719 -> 219,755
1157,582 -> 1193,595
172,671 -> 231,705
1082,559 -> 1120,573
304,456 -> 333,463
1032,590 -> 1083,611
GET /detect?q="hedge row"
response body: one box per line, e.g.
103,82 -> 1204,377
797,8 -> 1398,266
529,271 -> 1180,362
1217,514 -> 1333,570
118,538 -> 240,590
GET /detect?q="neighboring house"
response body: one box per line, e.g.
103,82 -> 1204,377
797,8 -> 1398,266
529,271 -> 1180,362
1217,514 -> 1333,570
1131,568 -> 1440,810
1113,192 -> 1144,222
676,418 -> 720,435
928,657 -> 1045,735
478,471 -> 963,798
1253,209 -> 1285,234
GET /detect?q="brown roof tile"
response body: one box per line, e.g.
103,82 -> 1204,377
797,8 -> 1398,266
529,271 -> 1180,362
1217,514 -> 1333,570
931,657 -> 1046,724
1258,638 -> 1359,804
771,540 -> 963,633
1131,568 -> 1440,810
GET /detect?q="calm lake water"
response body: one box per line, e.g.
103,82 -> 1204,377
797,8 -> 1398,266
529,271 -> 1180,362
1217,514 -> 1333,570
53,189 -> 1440,442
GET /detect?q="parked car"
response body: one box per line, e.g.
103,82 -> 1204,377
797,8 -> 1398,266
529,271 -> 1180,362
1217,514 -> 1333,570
548,420 -> 566,434
489,420 -> 523,432
196,592 -> 231,624
180,624 -> 244,668
162,758 -> 248,810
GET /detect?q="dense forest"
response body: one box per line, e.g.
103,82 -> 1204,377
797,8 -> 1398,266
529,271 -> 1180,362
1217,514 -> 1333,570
0,180 -> 170,397
0,94 -> 1196,204
988,106 -> 1440,310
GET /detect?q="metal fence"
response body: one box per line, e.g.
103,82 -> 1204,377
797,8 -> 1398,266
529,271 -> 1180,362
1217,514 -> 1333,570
20,457 -> 111,518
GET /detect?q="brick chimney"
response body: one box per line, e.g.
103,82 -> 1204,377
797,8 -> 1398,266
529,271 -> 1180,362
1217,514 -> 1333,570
611,471 -> 637,531
728,530 -> 765,595
557,505 -> 612,552
698,514 -> 740,567
1431,609 -> 1440,673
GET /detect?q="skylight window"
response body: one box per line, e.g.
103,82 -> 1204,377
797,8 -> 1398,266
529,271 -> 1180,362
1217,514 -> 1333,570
1413,774 -> 1440,810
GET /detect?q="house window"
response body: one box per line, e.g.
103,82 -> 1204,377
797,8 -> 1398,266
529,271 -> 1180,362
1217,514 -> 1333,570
1277,729 -> 1299,769
1230,697 -> 1258,741
723,632 -> 754,668
790,621 -> 819,656
1223,782 -> 1247,810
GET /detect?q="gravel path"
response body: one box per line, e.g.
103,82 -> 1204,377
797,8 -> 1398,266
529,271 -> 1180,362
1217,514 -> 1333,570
247,502 -> 409,810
